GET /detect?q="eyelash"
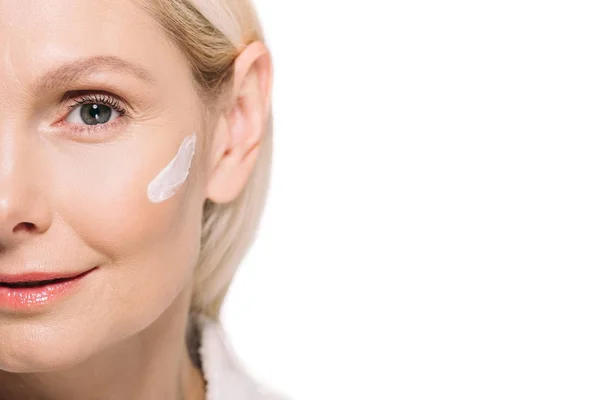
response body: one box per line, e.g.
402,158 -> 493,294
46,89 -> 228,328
64,93 -> 128,135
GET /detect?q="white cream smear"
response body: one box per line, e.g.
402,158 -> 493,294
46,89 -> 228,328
147,133 -> 197,203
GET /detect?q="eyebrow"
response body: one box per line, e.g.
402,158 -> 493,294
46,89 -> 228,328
31,55 -> 156,93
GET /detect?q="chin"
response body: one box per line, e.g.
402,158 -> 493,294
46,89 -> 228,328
0,324 -> 99,373
0,348 -> 90,374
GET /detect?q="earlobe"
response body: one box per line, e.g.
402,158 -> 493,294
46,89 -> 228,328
205,143 -> 260,204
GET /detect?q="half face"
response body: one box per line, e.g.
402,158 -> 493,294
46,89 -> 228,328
0,0 -> 208,372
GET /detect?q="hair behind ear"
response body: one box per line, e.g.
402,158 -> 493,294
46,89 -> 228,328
193,109 -> 273,320
141,0 -> 273,321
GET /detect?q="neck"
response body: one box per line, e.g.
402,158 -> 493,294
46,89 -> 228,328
0,282 -> 206,400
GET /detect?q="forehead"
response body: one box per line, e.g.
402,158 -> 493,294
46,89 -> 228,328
0,0 -> 185,92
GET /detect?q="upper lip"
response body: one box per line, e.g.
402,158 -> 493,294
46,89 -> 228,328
0,269 -> 92,284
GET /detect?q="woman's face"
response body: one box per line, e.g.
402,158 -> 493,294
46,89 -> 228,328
0,0 -> 208,372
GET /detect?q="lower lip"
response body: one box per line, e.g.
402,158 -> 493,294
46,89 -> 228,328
0,268 -> 96,311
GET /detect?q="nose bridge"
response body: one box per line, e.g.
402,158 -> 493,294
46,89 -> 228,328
0,126 -> 52,247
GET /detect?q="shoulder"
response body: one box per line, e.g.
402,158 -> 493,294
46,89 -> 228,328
194,313 -> 291,400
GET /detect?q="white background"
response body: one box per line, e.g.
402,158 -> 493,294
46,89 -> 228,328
221,1 -> 600,399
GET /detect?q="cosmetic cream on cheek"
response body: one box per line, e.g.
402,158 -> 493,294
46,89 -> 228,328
147,133 -> 197,203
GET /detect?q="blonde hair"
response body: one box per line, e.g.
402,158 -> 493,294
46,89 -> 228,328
139,0 -> 273,321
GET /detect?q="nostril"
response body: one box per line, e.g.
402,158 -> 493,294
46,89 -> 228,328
13,222 -> 36,233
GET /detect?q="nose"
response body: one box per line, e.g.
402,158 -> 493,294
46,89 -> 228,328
0,131 -> 52,250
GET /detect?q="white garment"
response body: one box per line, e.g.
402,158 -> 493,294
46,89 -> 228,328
194,314 -> 290,400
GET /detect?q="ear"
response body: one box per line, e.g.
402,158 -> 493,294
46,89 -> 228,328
205,41 -> 273,204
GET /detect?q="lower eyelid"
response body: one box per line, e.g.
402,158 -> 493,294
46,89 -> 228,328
57,114 -> 129,139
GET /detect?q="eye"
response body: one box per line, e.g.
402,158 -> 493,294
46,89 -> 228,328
66,103 -> 117,126
64,93 -> 126,127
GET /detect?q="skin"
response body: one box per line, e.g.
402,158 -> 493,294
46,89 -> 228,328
0,0 -> 273,399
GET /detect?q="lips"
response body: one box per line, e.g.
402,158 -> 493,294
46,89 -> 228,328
0,277 -> 75,288
0,270 -> 92,287
0,267 -> 97,311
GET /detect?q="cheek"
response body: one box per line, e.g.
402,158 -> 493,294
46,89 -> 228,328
0,136 -> 205,373
53,135 -> 202,272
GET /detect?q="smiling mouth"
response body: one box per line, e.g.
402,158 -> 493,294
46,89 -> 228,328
0,277 -> 75,289
0,268 -> 96,289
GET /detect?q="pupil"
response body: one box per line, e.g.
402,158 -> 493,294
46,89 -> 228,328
81,103 -> 112,125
